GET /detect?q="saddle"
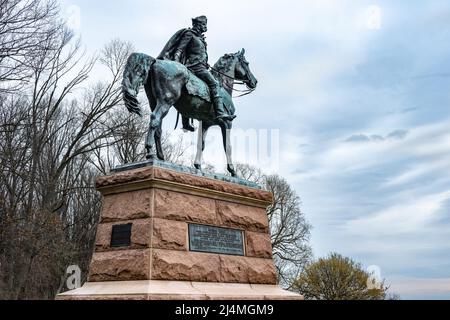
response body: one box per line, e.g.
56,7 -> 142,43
184,71 -> 234,111
185,72 -> 211,102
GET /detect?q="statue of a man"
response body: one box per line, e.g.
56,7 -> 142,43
158,16 -> 235,131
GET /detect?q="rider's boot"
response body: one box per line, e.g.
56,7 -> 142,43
182,116 -> 195,132
213,96 -> 236,121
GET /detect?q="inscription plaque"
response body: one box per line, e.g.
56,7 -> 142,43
188,224 -> 244,256
110,223 -> 132,247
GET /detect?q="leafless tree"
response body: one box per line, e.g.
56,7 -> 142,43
0,0 -> 61,92
235,163 -> 312,289
160,132 -> 191,165
235,163 -> 265,184
89,110 -> 192,175
0,19 -> 133,297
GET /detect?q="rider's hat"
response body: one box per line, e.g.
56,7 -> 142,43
192,15 -> 207,24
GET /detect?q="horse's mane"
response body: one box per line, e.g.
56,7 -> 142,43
212,53 -> 236,84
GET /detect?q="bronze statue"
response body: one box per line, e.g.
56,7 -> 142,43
122,16 -> 257,176
158,16 -> 235,132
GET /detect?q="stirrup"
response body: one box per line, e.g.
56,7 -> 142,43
182,124 -> 195,132
215,114 -> 236,121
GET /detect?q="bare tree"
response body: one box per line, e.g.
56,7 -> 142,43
109,112 -> 147,165
0,25 -> 133,298
0,0 -> 61,91
265,174 -> 312,289
235,163 -> 312,289
160,132 -> 191,165
235,163 -> 265,184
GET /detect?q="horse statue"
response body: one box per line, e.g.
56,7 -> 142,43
121,49 -> 257,176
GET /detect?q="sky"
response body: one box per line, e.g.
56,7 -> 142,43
60,0 -> 450,299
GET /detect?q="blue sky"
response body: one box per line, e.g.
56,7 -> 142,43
61,0 -> 450,299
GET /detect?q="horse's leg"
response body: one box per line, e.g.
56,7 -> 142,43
144,80 -> 164,160
145,61 -> 185,160
194,121 -> 210,170
145,102 -> 171,159
220,121 -> 236,177
155,123 -> 164,161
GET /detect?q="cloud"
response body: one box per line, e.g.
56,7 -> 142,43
389,277 -> 450,299
346,134 -> 371,142
383,158 -> 450,188
370,134 -> 385,141
387,129 -> 408,140
345,129 -> 408,143
344,190 -> 450,235
292,116 -> 450,297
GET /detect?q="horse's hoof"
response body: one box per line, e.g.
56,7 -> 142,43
194,163 -> 201,170
227,164 -> 237,177
146,154 -> 155,160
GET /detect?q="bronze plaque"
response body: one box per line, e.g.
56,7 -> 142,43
110,223 -> 132,247
188,223 -> 244,256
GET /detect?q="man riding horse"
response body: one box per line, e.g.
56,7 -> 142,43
157,15 -> 236,132
121,16 -> 257,175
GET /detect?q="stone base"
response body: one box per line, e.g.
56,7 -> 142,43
57,163 -> 303,300
85,164 -> 279,286
57,280 -> 303,300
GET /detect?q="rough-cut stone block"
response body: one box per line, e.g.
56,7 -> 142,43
151,249 -> 277,285
101,189 -> 152,222
95,219 -> 151,251
152,218 -> 187,251
95,167 -> 154,189
89,249 -> 150,281
151,250 -> 220,282
131,219 -> 152,247
245,231 -> 273,258
219,255 -> 277,284
94,223 -> 112,251
217,201 -> 269,233
154,189 -> 216,224
95,166 -> 273,204
152,167 -> 272,202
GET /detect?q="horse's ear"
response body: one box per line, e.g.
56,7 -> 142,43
240,48 -> 245,55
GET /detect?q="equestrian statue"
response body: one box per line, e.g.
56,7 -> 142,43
122,16 -> 257,176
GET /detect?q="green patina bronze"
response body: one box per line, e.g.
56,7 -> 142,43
112,158 -> 262,189
121,16 -> 257,177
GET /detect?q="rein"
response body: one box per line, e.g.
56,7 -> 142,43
208,64 -> 255,98
223,81 -> 255,97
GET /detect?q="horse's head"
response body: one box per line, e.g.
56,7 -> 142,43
233,48 -> 257,89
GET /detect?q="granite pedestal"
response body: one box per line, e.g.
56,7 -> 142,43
57,161 -> 302,300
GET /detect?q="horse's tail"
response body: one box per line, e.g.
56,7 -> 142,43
122,52 -> 156,117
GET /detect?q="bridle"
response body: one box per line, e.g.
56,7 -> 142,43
207,56 -> 256,98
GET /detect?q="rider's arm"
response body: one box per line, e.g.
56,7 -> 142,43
174,31 -> 193,62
